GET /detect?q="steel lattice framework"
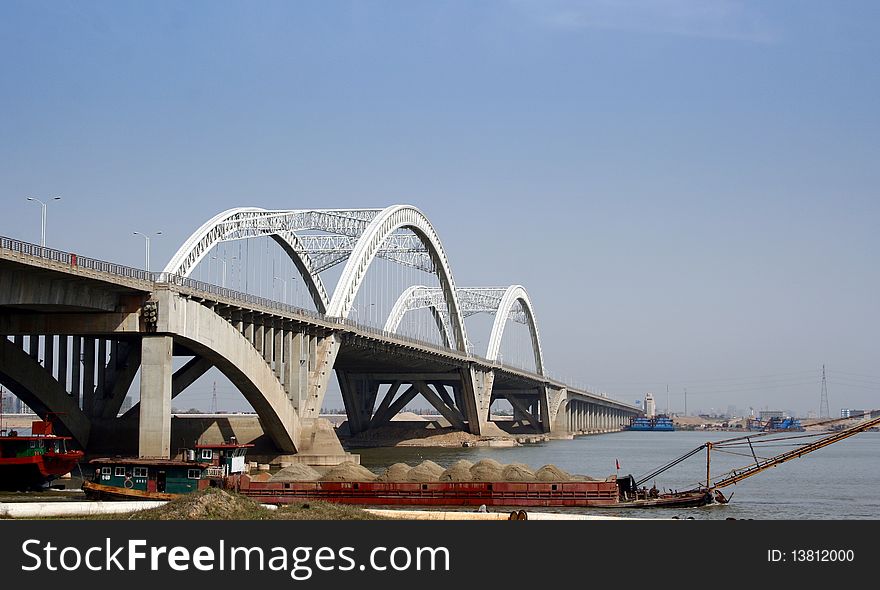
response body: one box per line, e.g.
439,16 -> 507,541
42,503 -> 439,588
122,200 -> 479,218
384,285 -> 545,375
164,205 -> 468,351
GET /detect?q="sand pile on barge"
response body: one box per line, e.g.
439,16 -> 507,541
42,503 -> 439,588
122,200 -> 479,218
438,460 -> 474,481
407,460 -> 446,482
535,464 -> 572,481
376,462 -> 413,482
316,459 -> 583,483
320,462 -> 378,482
501,463 -> 537,481
470,458 -> 505,481
269,464 -> 321,482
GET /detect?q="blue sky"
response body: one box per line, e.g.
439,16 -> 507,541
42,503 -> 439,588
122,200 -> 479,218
1,1 -> 878,416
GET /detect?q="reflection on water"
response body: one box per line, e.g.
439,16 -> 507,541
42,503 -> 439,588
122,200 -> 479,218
354,431 -> 880,520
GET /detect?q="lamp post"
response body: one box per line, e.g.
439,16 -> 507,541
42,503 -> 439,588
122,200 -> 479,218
273,276 -> 286,302
26,196 -> 61,247
133,231 -> 162,272
212,255 -> 227,287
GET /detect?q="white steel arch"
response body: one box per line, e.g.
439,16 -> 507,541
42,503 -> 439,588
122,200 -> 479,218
486,285 -> 544,375
327,205 -> 468,352
383,285 -> 453,348
384,285 -> 544,374
162,207 -> 332,312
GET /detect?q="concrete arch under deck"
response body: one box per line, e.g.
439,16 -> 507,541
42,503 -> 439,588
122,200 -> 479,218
327,205 -> 468,352
163,207 -> 330,313
485,285 -> 544,375
0,337 -> 91,448
166,297 -> 302,452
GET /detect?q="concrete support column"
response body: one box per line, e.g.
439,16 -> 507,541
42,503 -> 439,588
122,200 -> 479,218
254,323 -> 264,357
138,335 -> 173,458
459,366 -> 494,435
82,337 -> 96,415
308,335 -> 317,372
273,324 -> 283,377
57,335 -> 68,391
282,329 -> 294,400
295,332 -> 308,408
44,335 -> 54,376
96,339 -> 107,401
71,337 -> 82,404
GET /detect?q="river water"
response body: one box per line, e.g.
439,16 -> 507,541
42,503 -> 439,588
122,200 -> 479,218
5,428 -> 878,519
355,430 -> 880,520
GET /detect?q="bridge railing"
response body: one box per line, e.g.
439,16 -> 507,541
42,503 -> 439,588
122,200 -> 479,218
154,272 -> 328,323
0,236 -> 155,282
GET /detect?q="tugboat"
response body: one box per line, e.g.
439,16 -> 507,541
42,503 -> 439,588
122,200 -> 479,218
0,419 -> 84,490
81,440 -> 252,500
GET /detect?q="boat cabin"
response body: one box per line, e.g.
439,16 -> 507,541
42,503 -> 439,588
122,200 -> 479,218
0,420 -> 74,459
190,439 -> 253,478
86,440 -> 253,496
88,458 -> 212,495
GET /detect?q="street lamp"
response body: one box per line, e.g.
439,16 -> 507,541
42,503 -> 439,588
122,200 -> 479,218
212,255 -> 227,287
26,196 -> 61,247
133,231 -> 162,272
273,276 -> 286,302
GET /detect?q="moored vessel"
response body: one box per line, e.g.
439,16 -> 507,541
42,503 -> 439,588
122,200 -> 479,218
627,415 -> 675,431
82,441 -> 252,500
0,420 -> 84,490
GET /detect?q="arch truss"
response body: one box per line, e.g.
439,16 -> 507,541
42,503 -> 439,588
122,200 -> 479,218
384,285 -> 545,375
163,207 -> 437,314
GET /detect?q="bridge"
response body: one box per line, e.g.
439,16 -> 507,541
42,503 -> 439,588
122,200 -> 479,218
0,205 -> 639,462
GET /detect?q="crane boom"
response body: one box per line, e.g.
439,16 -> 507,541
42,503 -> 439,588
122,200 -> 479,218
709,414 -> 880,490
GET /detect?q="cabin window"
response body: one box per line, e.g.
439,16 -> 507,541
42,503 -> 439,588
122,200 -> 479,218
114,467 -> 126,477
133,467 -> 148,478
188,469 -> 202,480
101,467 -> 111,476
552,485 -> 558,491
201,449 -> 213,460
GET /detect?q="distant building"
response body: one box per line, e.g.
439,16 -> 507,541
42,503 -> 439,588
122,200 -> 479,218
644,393 -> 656,418
840,409 -> 866,419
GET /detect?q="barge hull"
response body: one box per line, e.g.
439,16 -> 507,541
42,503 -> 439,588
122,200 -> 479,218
239,479 -> 621,507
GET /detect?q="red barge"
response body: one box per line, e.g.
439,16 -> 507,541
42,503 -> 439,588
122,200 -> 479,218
0,420 -> 84,490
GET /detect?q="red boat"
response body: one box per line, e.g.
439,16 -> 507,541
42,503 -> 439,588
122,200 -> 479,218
0,420 -> 84,490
